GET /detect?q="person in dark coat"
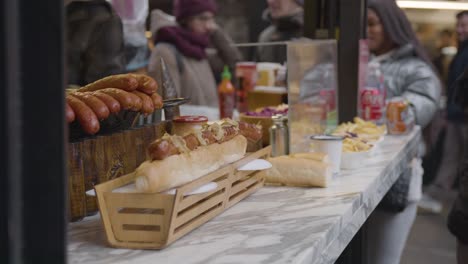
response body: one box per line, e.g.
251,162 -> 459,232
257,0 -> 304,64
447,67 -> 468,264
423,11 -> 468,212
66,0 -> 126,86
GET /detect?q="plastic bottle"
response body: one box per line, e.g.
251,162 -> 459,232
319,64 -> 338,128
358,61 -> 386,125
218,66 -> 235,119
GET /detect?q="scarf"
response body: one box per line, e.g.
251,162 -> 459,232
155,26 -> 210,60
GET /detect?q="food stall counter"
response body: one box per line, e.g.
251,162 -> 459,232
68,127 -> 421,264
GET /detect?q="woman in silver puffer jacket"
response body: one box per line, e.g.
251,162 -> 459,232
375,44 -> 440,127
366,1 -> 441,264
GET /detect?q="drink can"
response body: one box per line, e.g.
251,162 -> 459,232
386,97 -> 414,134
359,87 -> 385,122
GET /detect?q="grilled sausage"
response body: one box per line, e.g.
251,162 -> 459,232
71,92 -> 110,120
132,90 -> 154,115
65,102 -> 75,123
239,122 -> 262,141
147,139 -> 180,161
147,125 -> 242,160
132,74 -> 158,94
99,88 -> 142,111
78,74 -> 139,92
67,95 -> 100,134
183,134 -> 200,150
93,91 -> 121,114
150,93 -> 163,109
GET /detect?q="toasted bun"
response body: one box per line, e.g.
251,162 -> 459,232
261,155 -> 332,187
135,135 -> 247,193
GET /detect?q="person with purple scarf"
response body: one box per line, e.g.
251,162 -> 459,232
148,0 -> 241,107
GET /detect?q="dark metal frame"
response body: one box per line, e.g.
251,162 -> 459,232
337,0 -> 367,122
1,0 -> 67,263
304,0 -> 368,263
304,0 -> 367,123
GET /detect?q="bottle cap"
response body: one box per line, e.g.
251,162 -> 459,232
221,65 -> 231,80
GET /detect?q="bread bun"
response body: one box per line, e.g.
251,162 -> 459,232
135,135 -> 247,193
261,155 -> 332,187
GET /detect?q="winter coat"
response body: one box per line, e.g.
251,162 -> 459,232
257,10 -> 303,64
374,44 -> 441,128
66,0 -> 126,86
447,40 -> 468,121
375,44 -> 441,212
148,10 -> 241,107
447,70 -> 468,242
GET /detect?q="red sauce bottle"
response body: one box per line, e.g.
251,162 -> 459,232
218,66 -> 235,119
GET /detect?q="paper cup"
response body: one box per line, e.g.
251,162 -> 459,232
310,135 -> 343,174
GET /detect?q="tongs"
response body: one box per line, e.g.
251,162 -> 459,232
162,97 -> 190,109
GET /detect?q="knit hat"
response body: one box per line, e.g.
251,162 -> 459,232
173,0 -> 218,22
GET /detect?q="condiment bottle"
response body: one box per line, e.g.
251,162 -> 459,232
270,115 -> 289,157
218,65 -> 235,119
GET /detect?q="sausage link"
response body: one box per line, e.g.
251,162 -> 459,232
239,122 -> 262,141
99,88 -> 142,111
219,126 -> 239,143
183,134 -> 200,150
67,95 -> 100,135
147,124 -> 253,161
150,93 -> 163,109
78,74 -> 139,92
71,92 -> 110,120
132,74 -> 158,94
92,91 -> 121,113
202,130 -> 218,144
132,90 -> 154,115
65,102 -> 75,123
147,139 -> 180,160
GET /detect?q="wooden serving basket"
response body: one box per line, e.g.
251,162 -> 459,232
94,146 -> 271,249
67,121 -> 169,221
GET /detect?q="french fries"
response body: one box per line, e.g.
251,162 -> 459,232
333,117 -> 385,153
342,137 -> 372,153
334,117 -> 386,141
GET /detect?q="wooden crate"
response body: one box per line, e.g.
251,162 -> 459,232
95,146 -> 271,249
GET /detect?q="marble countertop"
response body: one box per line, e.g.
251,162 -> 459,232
68,128 -> 420,264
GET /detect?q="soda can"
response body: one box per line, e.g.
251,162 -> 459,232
386,97 -> 414,135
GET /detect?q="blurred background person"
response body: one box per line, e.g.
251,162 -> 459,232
422,11 -> 468,214
65,0 -> 126,87
257,0 -> 304,64
433,29 -> 457,86
447,68 -> 468,264
366,0 -> 441,263
148,0 -> 241,107
110,0 -> 150,73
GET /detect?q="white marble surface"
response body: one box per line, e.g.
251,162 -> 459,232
68,128 -> 421,264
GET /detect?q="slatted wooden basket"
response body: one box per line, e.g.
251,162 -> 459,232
95,146 -> 271,249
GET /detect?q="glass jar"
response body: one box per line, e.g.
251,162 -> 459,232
172,116 -> 208,136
